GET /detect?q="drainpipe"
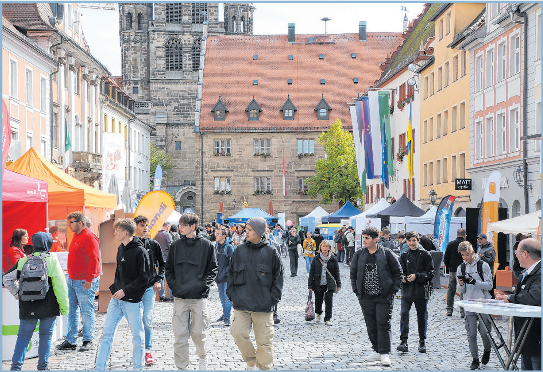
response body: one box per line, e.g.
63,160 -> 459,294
49,35 -> 65,161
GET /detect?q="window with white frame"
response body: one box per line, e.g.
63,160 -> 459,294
497,42 -> 507,82
452,55 -> 459,82
25,69 -> 33,106
509,108 -> 520,152
486,49 -> 494,88
40,77 -> 47,112
485,116 -> 494,158
254,177 -> 271,193
497,112 -> 506,155
254,139 -> 271,154
490,3 -> 499,19
475,55 -> 484,91
26,131 -> 33,151
214,177 -> 231,194
510,34 -> 520,75
297,139 -> 314,155
40,136 -> 47,156
475,120 -> 484,159
9,60 -> 17,98
214,139 -> 231,155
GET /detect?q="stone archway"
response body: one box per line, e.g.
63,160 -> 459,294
175,186 -> 197,213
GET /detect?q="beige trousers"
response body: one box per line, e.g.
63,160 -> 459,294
172,298 -> 208,369
230,309 -> 274,370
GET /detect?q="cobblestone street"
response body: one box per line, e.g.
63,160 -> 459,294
4,255 -> 509,370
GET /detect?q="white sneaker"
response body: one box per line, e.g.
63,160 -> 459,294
381,354 -> 391,366
324,320 -> 332,326
316,314 -> 321,322
198,358 -> 207,370
367,351 -> 381,361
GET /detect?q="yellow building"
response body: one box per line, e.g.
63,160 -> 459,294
418,3 -> 485,214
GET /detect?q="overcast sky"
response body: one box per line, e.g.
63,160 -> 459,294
80,2 -> 425,76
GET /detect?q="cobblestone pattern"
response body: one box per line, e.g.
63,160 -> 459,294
4,255 -> 509,370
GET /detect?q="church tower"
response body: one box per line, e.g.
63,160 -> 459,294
224,3 -> 254,35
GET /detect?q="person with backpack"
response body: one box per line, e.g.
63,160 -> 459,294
3,232 -> 69,371
456,241 -> 493,370
214,225 -> 234,326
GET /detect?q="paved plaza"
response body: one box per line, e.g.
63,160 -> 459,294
4,255 -> 509,370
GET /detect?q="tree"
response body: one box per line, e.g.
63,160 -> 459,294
307,119 -> 363,206
149,144 -> 175,189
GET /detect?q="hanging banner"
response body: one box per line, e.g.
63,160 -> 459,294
434,195 -> 456,252
480,171 -> 501,273
102,132 -> 126,198
134,190 -> 176,239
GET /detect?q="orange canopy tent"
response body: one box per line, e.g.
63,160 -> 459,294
7,147 -> 117,220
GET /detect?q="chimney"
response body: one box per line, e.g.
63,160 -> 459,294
288,23 -> 295,43
359,21 -> 367,41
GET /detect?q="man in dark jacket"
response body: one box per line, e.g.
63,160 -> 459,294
350,226 -> 402,367
214,225 -> 234,326
165,212 -> 217,371
396,232 -> 434,354
134,215 -> 166,366
228,217 -> 284,370
496,238 -> 541,370
444,228 -> 466,316
95,218 -> 151,370
312,228 -> 324,255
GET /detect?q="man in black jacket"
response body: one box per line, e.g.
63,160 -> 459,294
165,212 -> 217,371
95,218 -> 150,370
134,215 -> 166,366
496,238 -> 541,370
350,226 -> 402,367
443,228 -> 466,316
228,217 -> 284,370
396,232 -> 434,354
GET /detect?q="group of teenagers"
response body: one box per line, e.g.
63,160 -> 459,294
3,211 -> 540,371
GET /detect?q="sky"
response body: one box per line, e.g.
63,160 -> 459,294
80,2 -> 425,76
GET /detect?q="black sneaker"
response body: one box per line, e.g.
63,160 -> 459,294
273,315 -> 281,324
481,350 -> 491,365
396,341 -> 408,352
470,358 -> 480,370
57,340 -> 77,350
418,340 -> 426,353
78,340 -> 93,352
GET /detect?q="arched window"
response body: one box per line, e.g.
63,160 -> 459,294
192,38 -> 201,71
166,38 -> 183,71
232,16 -> 236,33
126,13 -> 132,29
137,13 -> 143,30
240,16 -> 245,33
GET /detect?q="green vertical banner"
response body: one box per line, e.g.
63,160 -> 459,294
378,91 -> 393,175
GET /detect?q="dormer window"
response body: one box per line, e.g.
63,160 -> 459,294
245,95 -> 262,121
314,94 -> 332,120
280,95 -> 297,121
211,96 -> 228,121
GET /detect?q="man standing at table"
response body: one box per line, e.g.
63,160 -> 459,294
496,238 -> 541,370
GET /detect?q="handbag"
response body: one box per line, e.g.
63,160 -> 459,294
318,258 -> 338,294
297,243 -> 303,256
305,291 -> 315,321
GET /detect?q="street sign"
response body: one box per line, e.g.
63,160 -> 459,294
455,178 -> 472,190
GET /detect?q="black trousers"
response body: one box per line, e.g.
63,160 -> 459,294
345,246 -> 355,264
399,298 -> 428,342
359,294 -> 394,354
288,249 -> 298,275
314,285 -> 334,321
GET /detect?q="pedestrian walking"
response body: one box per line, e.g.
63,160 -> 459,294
165,212 -> 217,370
214,225 -> 234,326
287,226 -> 301,277
378,229 -> 394,250
443,228 -> 466,317
155,222 -> 173,301
232,223 -> 246,247
228,217 -> 284,370
308,240 -> 341,326
312,228 -> 324,255
350,226 -> 402,366
343,227 -> 355,266
334,227 -> 346,263
95,219 -> 150,370
303,231 -> 316,273
169,224 -> 181,241
396,232 -> 434,354
3,232 -> 69,371
476,234 -> 496,274
57,211 -> 100,352
456,241 -> 493,370
134,215 -> 166,366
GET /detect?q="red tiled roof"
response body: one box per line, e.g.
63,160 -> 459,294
2,3 -> 55,31
200,33 -> 403,132
110,76 -> 123,89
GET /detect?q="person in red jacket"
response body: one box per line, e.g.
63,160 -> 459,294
4,229 -> 28,272
57,211 -> 101,352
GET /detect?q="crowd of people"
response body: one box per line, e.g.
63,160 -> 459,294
1,214 -> 541,371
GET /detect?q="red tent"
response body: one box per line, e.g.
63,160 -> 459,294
2,169 -> 48,270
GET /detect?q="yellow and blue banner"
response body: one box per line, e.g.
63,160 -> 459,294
134,190 -> 176,239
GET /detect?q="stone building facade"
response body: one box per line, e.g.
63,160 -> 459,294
119,3 -> 253,212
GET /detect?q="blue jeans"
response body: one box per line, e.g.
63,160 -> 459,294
158,279 -> 173,298
521,353 -> 541,370
217,282 -> 232,321
66,277 -> 99,344
95,298 -> 144,370
142,286 -> 155,350
305,256 -> 313,273
11,317 -> 56,371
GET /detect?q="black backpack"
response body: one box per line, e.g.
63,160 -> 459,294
19,254 -> 50,301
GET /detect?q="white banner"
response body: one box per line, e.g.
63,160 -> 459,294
102,132 -> 126,193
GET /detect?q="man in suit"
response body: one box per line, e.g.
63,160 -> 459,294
496,238 -> 541,370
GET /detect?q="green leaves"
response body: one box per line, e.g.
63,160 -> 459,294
149,144 -> 175,189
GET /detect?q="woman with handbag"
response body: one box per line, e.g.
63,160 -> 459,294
308,240 -> 341,326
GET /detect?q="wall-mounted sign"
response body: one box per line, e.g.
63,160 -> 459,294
455,178 -> 472,190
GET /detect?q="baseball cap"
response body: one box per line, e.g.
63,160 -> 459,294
477,233 -> 487,239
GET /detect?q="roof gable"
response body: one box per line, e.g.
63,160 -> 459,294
314,94 -> 332,112
280,95 -> 297,112
245,96 -> 262,112
211,96 -> 229,113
